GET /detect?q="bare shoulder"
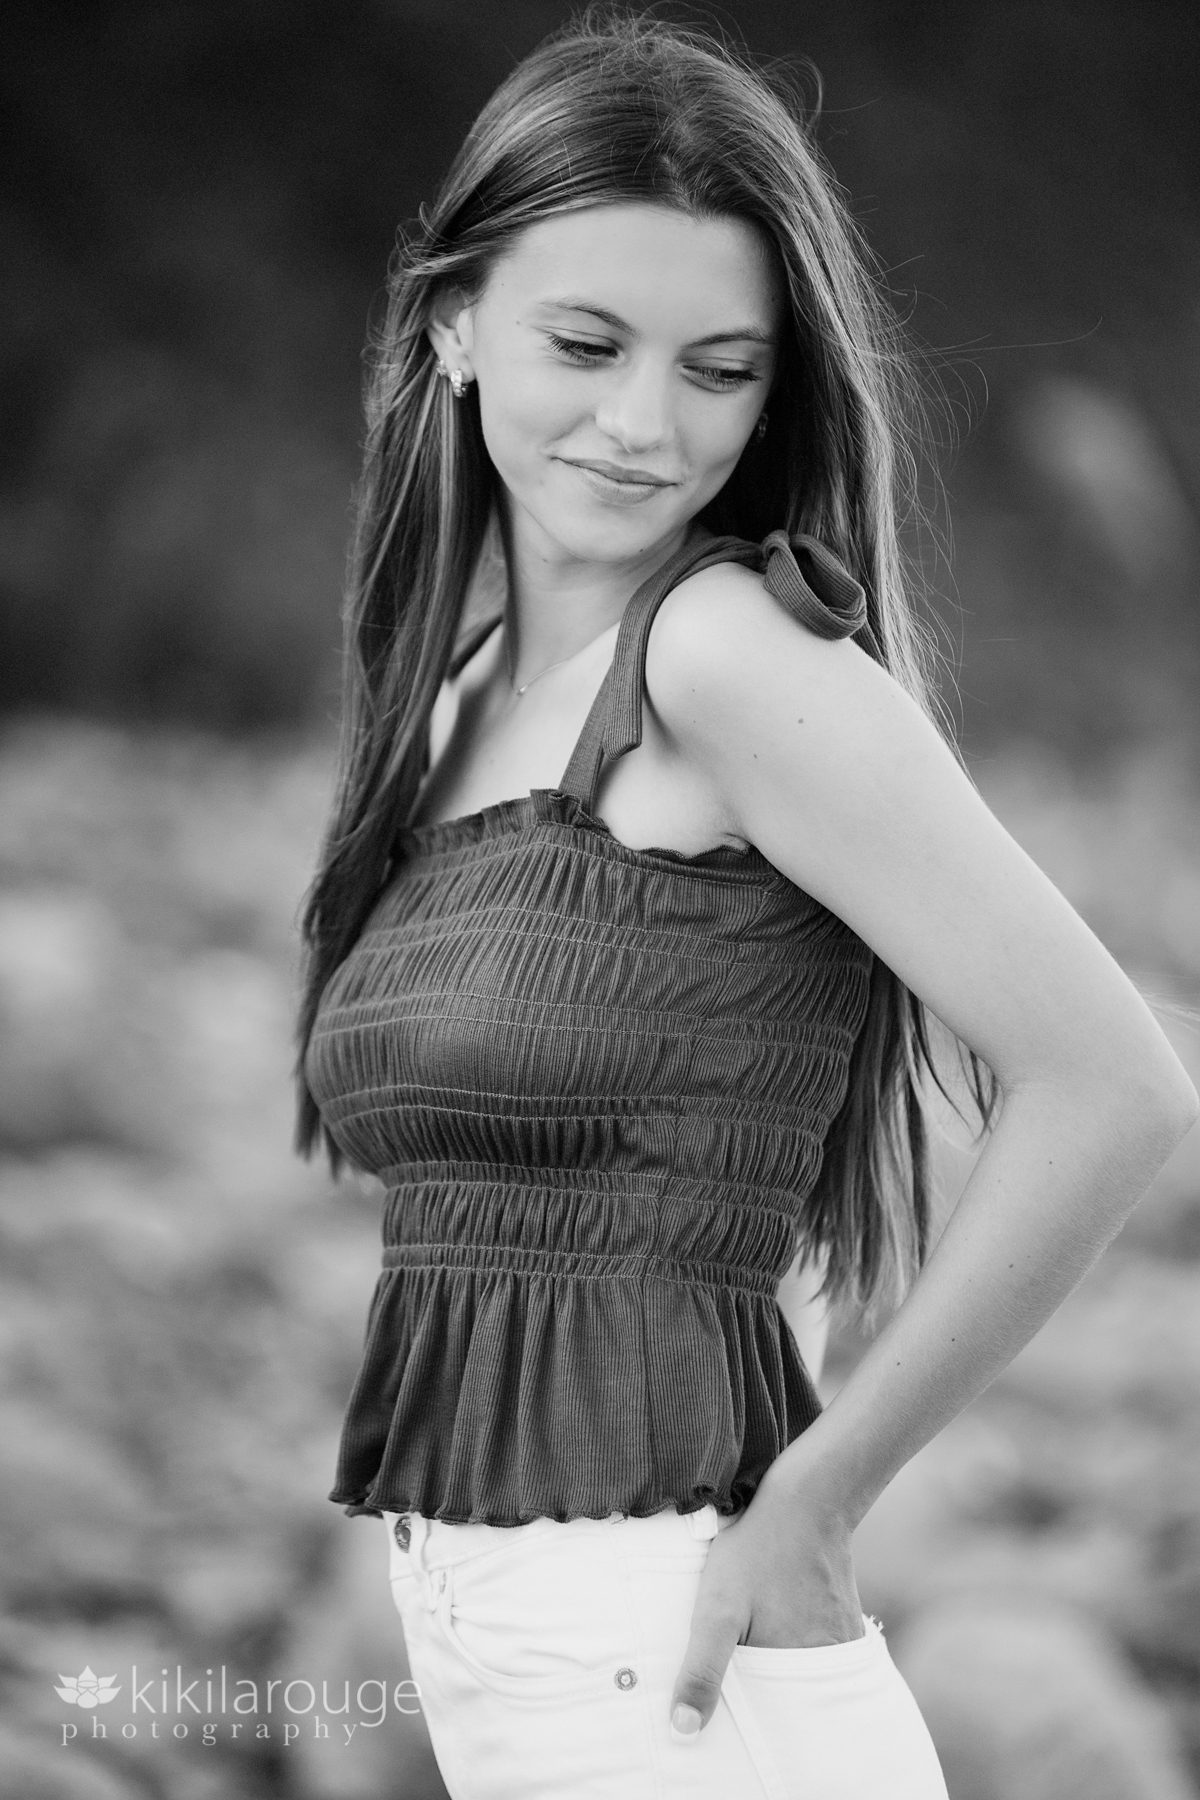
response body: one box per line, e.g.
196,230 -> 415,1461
639,556 -> 1196,1128
643,556 -> 907,769
646,556 -> 820,687
641,552 -> 967,907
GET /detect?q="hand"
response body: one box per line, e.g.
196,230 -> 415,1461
668,1477 -> 864,1741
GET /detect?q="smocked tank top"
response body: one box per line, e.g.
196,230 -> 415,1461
305,528 -> 875,1526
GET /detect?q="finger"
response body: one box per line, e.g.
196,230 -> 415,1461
669,1614 -> 741,1741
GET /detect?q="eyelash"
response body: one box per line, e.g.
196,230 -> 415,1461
545,333 -> 761,391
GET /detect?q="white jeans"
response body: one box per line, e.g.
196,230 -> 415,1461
381,1502 -> 948,1800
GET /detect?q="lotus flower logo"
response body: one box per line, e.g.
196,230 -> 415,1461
55,1666 -> 121,1707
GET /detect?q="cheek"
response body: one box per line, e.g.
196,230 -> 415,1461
476,366 -> 578,470
685,400 -> 759,474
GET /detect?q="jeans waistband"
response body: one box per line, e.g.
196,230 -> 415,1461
385,1501 -> 733,1571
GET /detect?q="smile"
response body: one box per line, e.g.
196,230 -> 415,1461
562,459 -> 678,505
568,458 -> 674,485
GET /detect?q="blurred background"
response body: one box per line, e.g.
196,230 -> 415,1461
2,1 -> 1198,1796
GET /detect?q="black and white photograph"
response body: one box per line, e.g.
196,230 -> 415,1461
4,4 -> 1200,1798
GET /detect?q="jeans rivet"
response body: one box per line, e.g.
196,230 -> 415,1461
614,1666 -> 638,1690
393,1514 -> 412,1551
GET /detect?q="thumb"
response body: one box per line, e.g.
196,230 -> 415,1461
669,1611 -> 740,1742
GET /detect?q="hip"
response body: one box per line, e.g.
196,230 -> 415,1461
380,1501 -> 948,1800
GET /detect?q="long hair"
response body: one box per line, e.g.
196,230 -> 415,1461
295,8 -> 995,1326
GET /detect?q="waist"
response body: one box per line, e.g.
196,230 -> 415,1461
377,1159 -> 801,1294
381,1241 -> 780,1298
381,1499 -> 737,1566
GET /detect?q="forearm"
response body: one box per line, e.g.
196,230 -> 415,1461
764,1075 -> 1196,1528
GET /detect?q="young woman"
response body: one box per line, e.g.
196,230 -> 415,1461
296,15 -> 1197,1797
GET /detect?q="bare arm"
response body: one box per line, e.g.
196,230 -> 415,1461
647,564 -> 1197,1731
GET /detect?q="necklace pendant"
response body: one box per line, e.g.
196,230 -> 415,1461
505,623 -> 610,698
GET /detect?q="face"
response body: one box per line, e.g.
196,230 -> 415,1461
427,203 -> 782,573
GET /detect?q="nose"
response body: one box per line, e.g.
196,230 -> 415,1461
593,358 -> 673,454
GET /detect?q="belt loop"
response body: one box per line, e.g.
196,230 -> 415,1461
685,1505 -> 721,1542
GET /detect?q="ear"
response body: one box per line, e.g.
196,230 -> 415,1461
425,287 -> 477,378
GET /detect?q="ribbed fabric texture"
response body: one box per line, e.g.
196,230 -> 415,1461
305,529 -> 874,1526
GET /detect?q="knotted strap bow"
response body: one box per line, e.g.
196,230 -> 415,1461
759,530 -> 868,641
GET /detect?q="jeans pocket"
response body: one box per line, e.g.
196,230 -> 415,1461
730,1612 -> 880,1678
433,1522 -> 626,1700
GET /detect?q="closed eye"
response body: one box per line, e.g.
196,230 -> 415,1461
545,333 -> 762,392
690,363 -> 762,391
547,333 -> 614,365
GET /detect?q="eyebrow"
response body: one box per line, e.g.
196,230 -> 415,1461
538,297 -> 775,348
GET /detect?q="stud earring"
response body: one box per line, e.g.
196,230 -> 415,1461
755,411 -> 769,442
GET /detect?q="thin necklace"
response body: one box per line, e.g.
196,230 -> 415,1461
502,524 -> 707,695
503,620 -> 613,697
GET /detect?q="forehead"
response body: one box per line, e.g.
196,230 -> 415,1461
483,203 -> 781,334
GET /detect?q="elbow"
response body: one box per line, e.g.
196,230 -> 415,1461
1160,1063 -> 1200,1142
1004,1041 -> 1198,1160
1139,1013 -> 1200,1138
1112,1049 -> 1199,1160
1120,986 -> 1200,1146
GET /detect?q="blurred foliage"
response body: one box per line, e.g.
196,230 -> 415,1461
2,0 -> 1199,753
0,719 -> 1196,1797
0,721 -> 449,1798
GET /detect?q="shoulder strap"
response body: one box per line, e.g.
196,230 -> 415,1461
558,530 -> 867,811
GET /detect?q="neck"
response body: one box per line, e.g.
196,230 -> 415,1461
496,505 -> 709,677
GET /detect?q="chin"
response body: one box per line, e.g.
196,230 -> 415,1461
578,518 -> 683,564
532,493 -> 700,563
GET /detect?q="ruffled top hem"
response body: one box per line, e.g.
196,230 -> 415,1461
332,1486 -> 749,1527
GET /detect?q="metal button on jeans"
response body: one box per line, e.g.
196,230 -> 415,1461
393,1513 -> 412,1551
614,1667 -> 638,1690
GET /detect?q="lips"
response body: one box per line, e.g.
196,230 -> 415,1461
565,459 -> 676,487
